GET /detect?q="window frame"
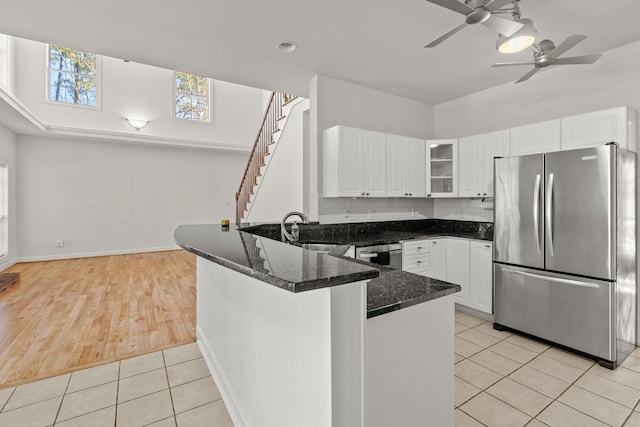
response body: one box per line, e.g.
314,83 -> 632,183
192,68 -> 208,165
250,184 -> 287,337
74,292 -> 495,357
172,71 -> 212,124
45,44 -> 101,110
0,163 -> 8,258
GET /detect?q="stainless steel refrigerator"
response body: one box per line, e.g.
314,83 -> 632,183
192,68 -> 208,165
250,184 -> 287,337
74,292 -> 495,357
493,143 -> 636,368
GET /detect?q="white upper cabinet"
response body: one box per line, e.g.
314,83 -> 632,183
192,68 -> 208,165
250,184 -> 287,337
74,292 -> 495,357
363,131 -> 388,197
459,130 -> 509,198
561,106 -> 637,152
322,126 -> 387,197
510,119 -> 561,156
426,139 -> 458,198
387,134 -> 426,198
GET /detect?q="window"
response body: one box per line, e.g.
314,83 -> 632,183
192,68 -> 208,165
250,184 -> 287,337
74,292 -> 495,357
174,71 -> 210,122
47,45 -> 97,107
0,164 -> 7,257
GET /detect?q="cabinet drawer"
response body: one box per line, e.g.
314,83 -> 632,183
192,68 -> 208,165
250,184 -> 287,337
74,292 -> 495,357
403,240 -> 431,256
403,254 -> 430,270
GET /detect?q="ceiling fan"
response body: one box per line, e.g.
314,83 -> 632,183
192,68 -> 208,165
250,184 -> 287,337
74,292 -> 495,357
424,0 -> 524,48
492,34 -> 603,83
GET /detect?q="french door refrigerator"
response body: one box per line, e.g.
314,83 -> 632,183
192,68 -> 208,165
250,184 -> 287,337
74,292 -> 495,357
493,144 -> 636,368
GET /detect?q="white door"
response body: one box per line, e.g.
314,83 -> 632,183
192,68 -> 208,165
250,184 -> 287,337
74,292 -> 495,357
459,136 -> 482,197
339,128 -> 364,197
510,119 -> 561,155
430,239 -> 447,281
386,135 -> 407,197
561,107 -> 631,151
469,241 -> 493,314
447,239 -> 470,306
363,131 -> 387,197
405,138 -> 426,197
482,130 -> 509,197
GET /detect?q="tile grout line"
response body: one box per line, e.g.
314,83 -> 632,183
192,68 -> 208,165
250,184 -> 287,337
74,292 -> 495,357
114,361 -> 121,427
0,387 -> 16,413
162,349 -> 178,426
51,373 -> 72,425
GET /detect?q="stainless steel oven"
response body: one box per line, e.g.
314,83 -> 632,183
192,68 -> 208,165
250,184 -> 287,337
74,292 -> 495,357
355,243 -> 402,270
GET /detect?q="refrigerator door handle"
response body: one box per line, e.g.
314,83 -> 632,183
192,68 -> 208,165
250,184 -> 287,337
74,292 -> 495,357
546,172 -> 554,257
533,174 -> 541,254
505,269 -> 600,289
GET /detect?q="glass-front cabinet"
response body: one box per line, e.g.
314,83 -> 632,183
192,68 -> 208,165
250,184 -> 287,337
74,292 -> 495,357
426,139 -> 458,197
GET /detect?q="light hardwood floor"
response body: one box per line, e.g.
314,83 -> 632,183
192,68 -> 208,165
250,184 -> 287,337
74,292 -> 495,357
0,250 -> 196,388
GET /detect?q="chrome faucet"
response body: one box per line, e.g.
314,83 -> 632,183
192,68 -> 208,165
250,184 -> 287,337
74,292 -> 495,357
281,211 -> 310,243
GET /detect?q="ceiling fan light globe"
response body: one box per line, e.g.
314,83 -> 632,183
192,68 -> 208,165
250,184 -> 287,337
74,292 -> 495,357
498,34 -> 536,53
496,18 -> 537,54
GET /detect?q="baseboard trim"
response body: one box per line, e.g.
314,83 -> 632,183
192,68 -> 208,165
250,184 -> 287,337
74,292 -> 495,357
0,258 -> 17,273
16,245 -> 182,263
196,326 -> 249,427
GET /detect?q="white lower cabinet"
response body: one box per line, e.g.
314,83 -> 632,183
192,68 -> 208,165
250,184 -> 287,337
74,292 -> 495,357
469,241 -> 493,314
446,239 -> 470,306
430,239 -> 447,281
402,239 -> 431,276
402,237 -> 493,314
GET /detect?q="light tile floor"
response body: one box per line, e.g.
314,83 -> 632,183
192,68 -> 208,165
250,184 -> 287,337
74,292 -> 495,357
3,312 -> 640,426
0,342 -> 233,427
454,311 -> 640,427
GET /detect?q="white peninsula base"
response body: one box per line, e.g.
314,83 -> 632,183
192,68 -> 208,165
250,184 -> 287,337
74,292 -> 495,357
195,258 -> 454,427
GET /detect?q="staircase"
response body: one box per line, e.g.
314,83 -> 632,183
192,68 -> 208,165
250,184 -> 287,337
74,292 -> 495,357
235,92 -> 299,223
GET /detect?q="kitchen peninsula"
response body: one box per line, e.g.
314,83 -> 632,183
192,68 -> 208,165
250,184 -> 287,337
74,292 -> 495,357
174,219 -> 480,427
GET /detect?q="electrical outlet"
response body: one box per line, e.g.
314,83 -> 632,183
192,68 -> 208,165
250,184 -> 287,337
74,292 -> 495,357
55,240 -> 64,248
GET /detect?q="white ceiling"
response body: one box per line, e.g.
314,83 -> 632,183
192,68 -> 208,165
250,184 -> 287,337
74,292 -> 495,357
1,0 -> 639,105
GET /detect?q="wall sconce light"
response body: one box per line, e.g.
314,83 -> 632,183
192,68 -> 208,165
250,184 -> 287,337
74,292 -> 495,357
126,118 -> 149,130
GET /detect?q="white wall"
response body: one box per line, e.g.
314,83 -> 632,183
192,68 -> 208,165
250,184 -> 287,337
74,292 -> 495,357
245,99 -> 308,223
17,135 -> 245,260
434,40 -> 640,138
0,125 -> 17,270
13,37 -> 266,150
311,75 -> 435,223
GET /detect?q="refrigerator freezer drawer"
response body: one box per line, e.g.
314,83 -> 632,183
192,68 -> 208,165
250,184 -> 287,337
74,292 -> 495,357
494,263 -> 615,361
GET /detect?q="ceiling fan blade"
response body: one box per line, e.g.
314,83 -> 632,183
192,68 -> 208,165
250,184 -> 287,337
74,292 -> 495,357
547,34 -> 587,59
481,15 -> 524,37
484,0 -> 513,13
550,54 -> 603,65
516,67 -> 541,83
424,21 -> 469,47
425,0 -> 475,16
492,61 -> 536,67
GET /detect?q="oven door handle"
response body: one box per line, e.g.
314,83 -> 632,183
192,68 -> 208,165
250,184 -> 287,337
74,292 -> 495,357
358,252 -> 379,258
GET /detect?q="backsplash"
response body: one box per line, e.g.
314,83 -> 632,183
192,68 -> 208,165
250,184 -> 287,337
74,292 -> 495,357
318,197 -> 435,223
434,198 -> 494,222
317,197 -> 493,223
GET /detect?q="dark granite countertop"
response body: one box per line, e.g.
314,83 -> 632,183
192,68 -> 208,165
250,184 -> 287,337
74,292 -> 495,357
175,219 -> 472,318
174,224 -> 379,293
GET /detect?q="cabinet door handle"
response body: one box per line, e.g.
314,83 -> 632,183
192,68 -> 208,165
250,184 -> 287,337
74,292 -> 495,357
427,193 -> 431,197
484,244 -> 491,248
417,246 -> 423,249
404,193 -> 408,196
432,241 -> 437,245
477,193 -> 481,196
361,192 -> 365,196
409,193 -> 412,196
417,260 -> 422,264
366,192 -> 370,196
483,193 -> 487,196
